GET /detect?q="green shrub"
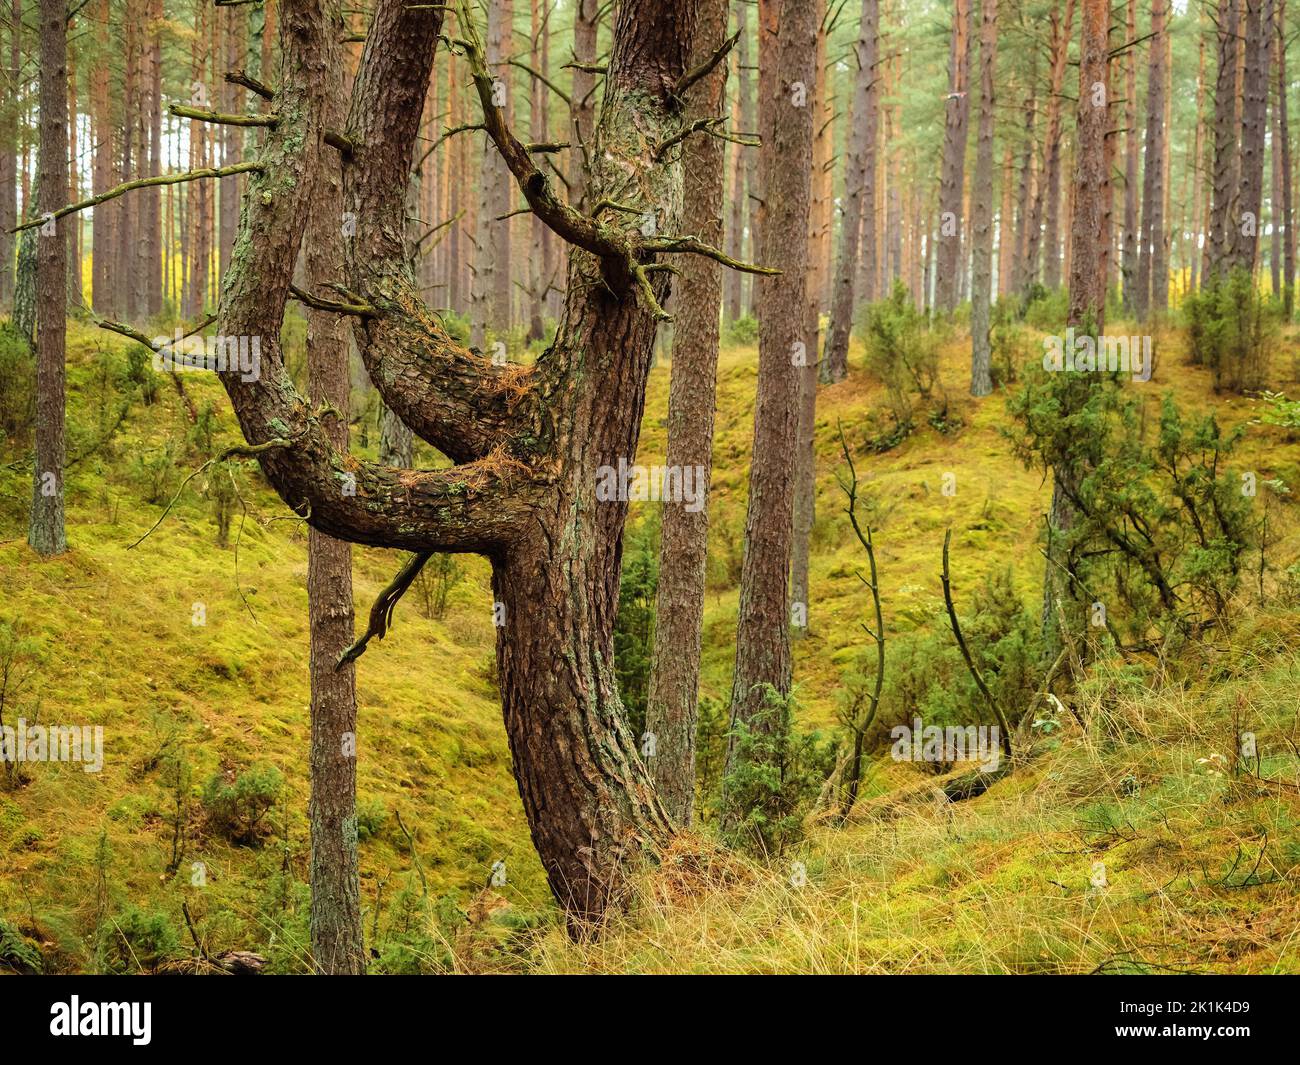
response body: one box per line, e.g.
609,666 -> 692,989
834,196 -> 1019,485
614,515 -> 659,739
725,314 -> 759,346
202,764 -> 283,845
0,321 -> 34,448
0,917 -> 42,974
1184,268 -> 1275,393
718,686 -> 834,856
858,281 -> 944,439
98,905 -> 178,974
356,797 -> 389,842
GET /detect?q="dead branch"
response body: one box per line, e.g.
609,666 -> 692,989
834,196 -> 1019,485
337,551 -> 434,668
942,528 -> 1013,758
673,28 -> 740,98
13,161 -> 263,232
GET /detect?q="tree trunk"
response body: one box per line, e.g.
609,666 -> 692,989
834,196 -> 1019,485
0,0 -> 17,309
725,0 -> 816,774
567,0 -> 598,208
301,0 -> 365,976
1207,0 -> 1242,282
934,0 -> 972,314
30,0 -> 67,558
1235,0 -> 1273,274
822,0 -> 877,382
723,5 -> 748,324
1043,0 -> 1110,650
1279,0 -> 1295,314
209,0 -> 717,931
792,18 -> 832,636
969,0 -> 997,398
1121,0 -> 1139,310
643,0 -> 728,829
1136,0 -> 1167,320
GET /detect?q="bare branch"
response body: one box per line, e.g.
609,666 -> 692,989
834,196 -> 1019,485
170,103 -> 278,128
289,284 -> 377,318
673,28 -> 740,99
12,161 -> 263,232
225,68 -> 274,100
643,234 -> 780,275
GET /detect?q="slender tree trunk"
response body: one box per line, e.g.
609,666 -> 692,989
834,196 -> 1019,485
792,17 -> 832,637
1279,0 -> 1295,314
31,0 -> 67,558
0,0 -> 17,309
822,0 -> 877,382
1024,0 -> 1074,297
1121,0 -> 1139,310
1044,0 -> 1110,649
725,0 -> 816,776
66,41 -> 82,307
934,0 -> 972,314
969,0 -> 997,397
723,7 -> 747,323
1207,0 -> 1242,282
1136,0 -> 1167,320
304,0 -> 364,975
568,0 -> 598,208
644,0 -> 728,829
1236,0 -> 1273,274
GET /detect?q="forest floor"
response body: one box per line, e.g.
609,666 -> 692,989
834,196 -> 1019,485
1,313 -> 1299,973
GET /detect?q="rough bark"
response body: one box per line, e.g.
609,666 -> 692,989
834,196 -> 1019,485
1043,0 -> 1110,651
822,0 -> 877,382
969,0 -> 997,398
725,0 -> 816,776
792,18 -> 831,634
0,0 -> 17,309
299,0 -> 364,976
1235,0 -> 1273,274
1121,0 -> 1138,310
644,0 -> 728,829
1135,0 -> 1167,320
934,0 -> 972,314
1279,0 -> 1295,313
1207,0 -> 1242,282
31,0 -> 67,558
200,0 -> 718,930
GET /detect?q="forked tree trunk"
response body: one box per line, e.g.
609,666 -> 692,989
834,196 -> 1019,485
210,0 -> 719,932
644,0 -> 728,828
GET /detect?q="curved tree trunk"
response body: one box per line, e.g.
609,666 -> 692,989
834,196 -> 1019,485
206,0 -> 729,931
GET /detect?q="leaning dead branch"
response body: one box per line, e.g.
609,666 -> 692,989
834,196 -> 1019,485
835,421 -> 885,819
336,551 -> 435,668
942,528 -> 1014,758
